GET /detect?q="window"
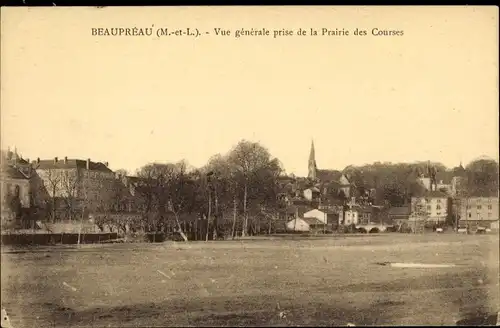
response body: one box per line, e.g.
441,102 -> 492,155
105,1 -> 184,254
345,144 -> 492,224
488,205 -> 492,210
437,199 -> 441,203
468,213 -> 472,218
436,205 -> 441,210
477,205 -> 482,210
437,212 -> 441,216
466,205 -> 471,209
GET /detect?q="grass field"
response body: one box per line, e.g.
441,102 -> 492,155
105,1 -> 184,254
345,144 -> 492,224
1,233 -> 499,327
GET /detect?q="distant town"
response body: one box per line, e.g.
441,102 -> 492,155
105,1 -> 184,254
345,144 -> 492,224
1,139 -> 499,241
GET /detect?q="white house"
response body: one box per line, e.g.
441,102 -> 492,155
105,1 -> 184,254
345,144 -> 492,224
303,209 -> 327,224
342,209 -> 359,225
286,217 -> 326,232
303,187 -> 320,201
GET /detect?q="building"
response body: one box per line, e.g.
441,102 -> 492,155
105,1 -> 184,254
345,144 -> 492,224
1,164 -> 31,228
354,205 -> 384,225
388,206 -> 411,225
341,209 -> 359,225
456,196 -> 499,230
34,157 -> 116,219
410,190 -> 449,224
286,217 -> 326,232
303,187 -> 321,201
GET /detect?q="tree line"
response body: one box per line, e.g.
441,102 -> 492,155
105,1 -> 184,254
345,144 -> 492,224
2,143 -> 498,237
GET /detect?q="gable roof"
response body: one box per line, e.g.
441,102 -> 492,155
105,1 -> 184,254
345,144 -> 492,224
2,165 -> 30,180
302,217 -> 325,225
304,208 -> 325,216
35,159 -> 113,172
317,169 -> 342,182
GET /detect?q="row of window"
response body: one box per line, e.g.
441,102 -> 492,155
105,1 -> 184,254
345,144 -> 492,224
467,212 -> 494,218
427,205 -> 444,210
466,205 -> 493,210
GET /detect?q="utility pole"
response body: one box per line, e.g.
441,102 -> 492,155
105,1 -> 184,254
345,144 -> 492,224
465,197 -> 469,235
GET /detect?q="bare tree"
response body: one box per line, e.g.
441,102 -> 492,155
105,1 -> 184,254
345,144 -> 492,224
41,169 -> 62,222
227,140 -> 283,237
60,170 -> 79,221
137,161 -> 192,241
115,168 -> 129,178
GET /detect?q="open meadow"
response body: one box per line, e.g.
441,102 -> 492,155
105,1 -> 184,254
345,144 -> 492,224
1,233 -> 499,327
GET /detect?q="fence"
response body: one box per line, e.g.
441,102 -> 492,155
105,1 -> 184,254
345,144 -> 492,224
1,232 -> 118,246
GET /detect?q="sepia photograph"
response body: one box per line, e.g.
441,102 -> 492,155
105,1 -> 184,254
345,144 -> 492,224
1,6 -> 499,327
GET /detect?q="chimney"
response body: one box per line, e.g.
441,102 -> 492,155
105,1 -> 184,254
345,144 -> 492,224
105,162 -> 109,167
36,157 -> 40,164
64,156 -> 68,164
86,158 -> 91,170
26,158 -> 30,163
54,157 -> 58,164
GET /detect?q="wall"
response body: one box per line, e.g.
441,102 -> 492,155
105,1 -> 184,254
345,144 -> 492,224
304,209 -> 327,224
342,210 -> 358,225
458,197 -> 499,222
1,177 -> 31,208
36,167 -> 118,217
451,176 -> 467,196
411,196 -> 448,223
1,176 -> 31,228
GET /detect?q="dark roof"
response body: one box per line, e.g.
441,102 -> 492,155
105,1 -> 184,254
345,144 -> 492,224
302,217 -> 325,226
2,165 -> 29,180
424,190 -> 449,198
319,198 -> 344,206
317,169 -> 342,182
353,205 -> 375,213
388,206 -> 411,216
35,159 -> 112,172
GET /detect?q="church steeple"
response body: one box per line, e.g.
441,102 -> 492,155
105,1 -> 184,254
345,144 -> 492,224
308,140 -> 317,180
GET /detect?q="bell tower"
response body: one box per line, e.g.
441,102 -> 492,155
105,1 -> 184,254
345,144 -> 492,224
308,140 -> 317,180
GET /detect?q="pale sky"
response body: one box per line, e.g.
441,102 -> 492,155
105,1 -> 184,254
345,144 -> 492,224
1,6 -> 498,176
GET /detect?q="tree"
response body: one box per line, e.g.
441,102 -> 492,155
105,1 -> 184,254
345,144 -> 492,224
226,140 -> 283,237
466,158 -> 499,196
136,161 -> 197,241
60,170 -> 79,220
204,154 -> 238,239
115,169 -> 129,177
41,169 -> 62,222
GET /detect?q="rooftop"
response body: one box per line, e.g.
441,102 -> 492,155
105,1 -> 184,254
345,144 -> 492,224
1,165 -> 30,180
302,217 -> 325,226
388,206 -> 411,216
34,158 -> 112,173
